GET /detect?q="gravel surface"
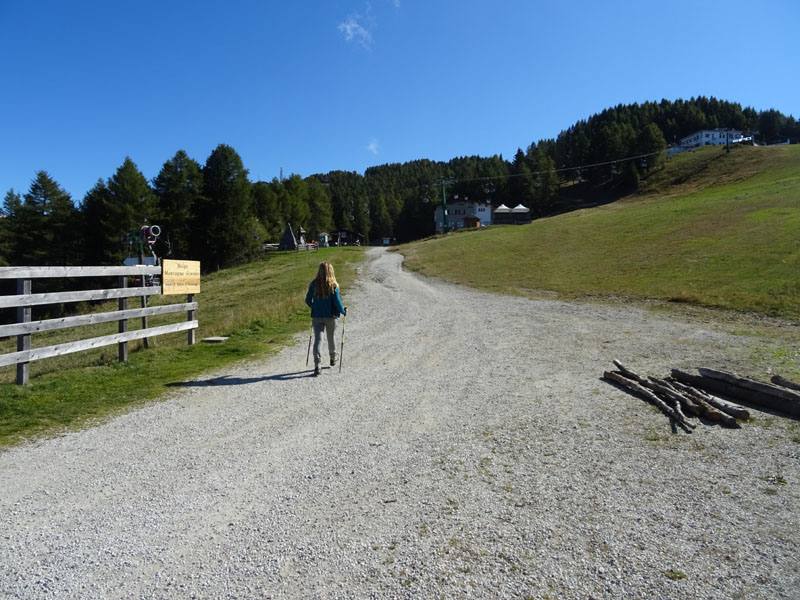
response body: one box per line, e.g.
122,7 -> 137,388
1,247 -> 798,599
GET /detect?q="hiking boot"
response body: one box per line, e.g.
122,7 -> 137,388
330,357 -> 337,367
314,365 -> 321,377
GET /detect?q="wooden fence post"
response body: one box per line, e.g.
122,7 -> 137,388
187,293 -> 196,345
16,278 -> 31,385
118,275 -> 128,362
141,276 -> 150,349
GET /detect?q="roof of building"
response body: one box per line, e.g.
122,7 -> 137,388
511,204 -> 530,213
494,204 -> 512,213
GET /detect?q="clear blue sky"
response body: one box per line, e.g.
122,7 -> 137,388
1,0 -> 798,202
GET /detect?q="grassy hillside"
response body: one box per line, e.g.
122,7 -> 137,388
401,145 -> 800,318
0,248 -> 364,445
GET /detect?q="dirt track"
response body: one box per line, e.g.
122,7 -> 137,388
1,248 -> 797,599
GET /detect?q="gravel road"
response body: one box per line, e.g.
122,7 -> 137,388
1,247 -> 798,599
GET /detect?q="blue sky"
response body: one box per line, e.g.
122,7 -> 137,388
1,0 -> 798,202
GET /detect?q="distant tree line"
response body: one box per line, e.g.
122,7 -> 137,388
2,97 -> 797,271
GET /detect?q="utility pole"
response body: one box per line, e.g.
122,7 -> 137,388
434,177 -> 455,233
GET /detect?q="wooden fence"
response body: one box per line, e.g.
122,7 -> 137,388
0,265 -> 198,385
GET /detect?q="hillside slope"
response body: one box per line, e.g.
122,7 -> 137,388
400,145 -> 800,318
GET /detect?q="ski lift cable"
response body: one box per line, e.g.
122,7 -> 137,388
433,150 -> 664,186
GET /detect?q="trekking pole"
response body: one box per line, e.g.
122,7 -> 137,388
339,311 -> 347,373
305,322 -> 313,366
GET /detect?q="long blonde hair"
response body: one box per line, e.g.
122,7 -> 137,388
313,262 -> 338,298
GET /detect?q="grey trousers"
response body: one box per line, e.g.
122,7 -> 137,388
312,317 -> 337,365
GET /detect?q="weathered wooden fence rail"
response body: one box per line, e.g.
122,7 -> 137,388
0,265 -> 198,384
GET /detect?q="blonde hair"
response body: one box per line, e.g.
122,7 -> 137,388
313,262 -> 339,298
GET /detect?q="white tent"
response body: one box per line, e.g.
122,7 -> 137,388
494,204 -> 512,213
511,204 -> 530,213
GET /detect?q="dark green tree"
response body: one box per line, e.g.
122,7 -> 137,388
17,171 -> 80,266
368,195 -> 393,240
528,145 -> 558,216
80,180 -> 111,266
306,178 -> 334,240
509,149 -> 535,209
326,170 -> 371,241
758,109 -> 787,143
100,158 -> 159,265
152,150 -> 205,260
252,180 -> 283,242
636,123 -> 667,174
281,174 -> 312,230
0,189 -> 23,265
199,144 -> 256,269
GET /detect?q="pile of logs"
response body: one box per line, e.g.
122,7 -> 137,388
603,360 -> 800,432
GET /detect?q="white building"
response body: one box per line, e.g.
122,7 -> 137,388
679,129 -> 745,148
433,197 -> 493,234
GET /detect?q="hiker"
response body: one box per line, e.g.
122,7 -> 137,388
305,261 -> 347,376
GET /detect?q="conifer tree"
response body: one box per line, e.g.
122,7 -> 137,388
152,150 -> 205,260
0,189 -> 22,265
251,180 -> 283,242
281,174 -> 312,231
19,171 -> 80,265
528,145 -> 558,216
306,177 -> 334,240
80,180 -> 111,266
199,144 -> 255,269
369,195 -> 392,240
102,158 -> 158,265
637,123 -> 667,173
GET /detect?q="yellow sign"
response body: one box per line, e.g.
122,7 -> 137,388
162,259 -> 201,295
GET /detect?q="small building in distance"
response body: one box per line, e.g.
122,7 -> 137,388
494,203 -> 531,225
330,230 -> 364,246
433,197 -> 492,234
278,223 -> 298,250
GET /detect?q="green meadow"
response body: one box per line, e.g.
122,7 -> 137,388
401,145 -> 800,318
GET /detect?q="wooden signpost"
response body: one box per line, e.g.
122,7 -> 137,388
161,260 -> 201,295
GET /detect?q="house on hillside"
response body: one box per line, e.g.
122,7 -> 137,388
433,197 -> 492,234
678,129 -> 746,148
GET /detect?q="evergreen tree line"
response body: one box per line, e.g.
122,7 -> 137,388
2,97 -> 797,271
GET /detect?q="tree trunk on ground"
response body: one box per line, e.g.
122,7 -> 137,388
672,368 -> 800,418
667,378 -> 748,422
603,370 -> 695,431
771,375 -> 800,393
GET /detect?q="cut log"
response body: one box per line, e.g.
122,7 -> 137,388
698,368 -> 800,403
669,394 -> 692,426
648,376 -> 701,416
658,377 -> 740,426
604,370 -> 694,431
613,359 -> 648,384
668,378 -> 749,421
672,382 -> 738,426
612,360 -> 700,427
612,360 -> 701,419
771,375 -> 800,393
672,368 -> 800,418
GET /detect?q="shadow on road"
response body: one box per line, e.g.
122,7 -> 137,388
167,370 -> 316,387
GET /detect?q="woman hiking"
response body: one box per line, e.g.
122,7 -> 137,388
305,261 -> 347,376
